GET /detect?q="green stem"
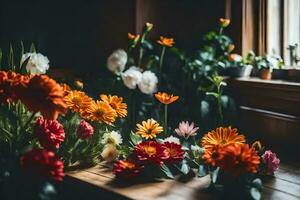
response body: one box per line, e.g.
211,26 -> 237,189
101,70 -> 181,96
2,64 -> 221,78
20,112 -> 37,134
217,87 -> 223,125
164,104 -> 168,136
159,47 -> 166,82
219,27 -> 223,35
138,34 -> 146,68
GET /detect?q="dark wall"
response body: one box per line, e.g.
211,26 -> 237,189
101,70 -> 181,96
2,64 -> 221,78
0,0 -> 235,73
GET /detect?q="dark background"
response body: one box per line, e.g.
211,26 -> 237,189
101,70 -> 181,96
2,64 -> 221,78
0,0 -> 240,73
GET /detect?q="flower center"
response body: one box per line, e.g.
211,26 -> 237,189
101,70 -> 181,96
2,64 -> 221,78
94,108 -> 104,118
72,97 -> 81,105
125,162 -> 135,169
144,146 -> 157,156
168,147 -> 177,157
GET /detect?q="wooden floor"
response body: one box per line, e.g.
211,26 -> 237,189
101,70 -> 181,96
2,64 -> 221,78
66,163 -> 300,200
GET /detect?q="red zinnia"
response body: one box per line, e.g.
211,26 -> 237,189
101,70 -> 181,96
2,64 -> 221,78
218,143 -> 260,176
134,141 -> 168,165
34,117 -> 65,150
76,120 -> 94,139
162,142 -> 185,164
20,148 -> 64,181
113,159 -> 144,178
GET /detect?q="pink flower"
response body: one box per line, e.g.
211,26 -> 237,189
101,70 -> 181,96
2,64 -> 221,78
34,117 -> 65,150
262,150 -> 280,175
175,121 -> 199,138
76,120 -> 94,139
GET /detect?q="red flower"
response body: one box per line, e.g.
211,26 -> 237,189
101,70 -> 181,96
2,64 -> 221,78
20,148 -> 64,181
162,142 -> 185,163
113,159 -> 144,178
76,120 -> 94,139
134,141 -> 168,165
218,143 -> 260,176
34,117 -> 65,150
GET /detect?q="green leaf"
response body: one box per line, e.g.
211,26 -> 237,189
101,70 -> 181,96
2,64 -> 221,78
250,187 -> 261,200
252,178 -> 263,189
130,131 -> 142,145
20,41 -> 25,68
198,165 -> 207,177
141,40 -> 153,51
161,164 -> 174,179
30,43 -> 36,53
9,43 -> 14,70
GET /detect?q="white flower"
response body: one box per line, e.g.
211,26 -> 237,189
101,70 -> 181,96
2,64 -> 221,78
163,136 -> 180,144
121,66 -> 142,89
175,121 -> 199,139
138,70 -> 158,95
191,145 -> 204,153
21,53 -> 50,75
101,130 -> 123,146
101,144 -> 118,162
107,49 -> 128,74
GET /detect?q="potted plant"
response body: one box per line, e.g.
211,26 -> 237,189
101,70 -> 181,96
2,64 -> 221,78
222,53 -> 253,78
253,54 -> 284,80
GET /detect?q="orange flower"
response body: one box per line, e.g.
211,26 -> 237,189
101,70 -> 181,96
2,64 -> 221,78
218,143 -> 260,176
157,36 -> 175,47
136,119 -> 163,139
128,33 -> 140,43
219,18 -> 230,27
155,92 -> 179,105
64,90 -> 93,112
201,127 -> 246,151
17,75 -> 67,120
0,71 -> 30,103
202,145 -> 225,166
100,94 -> 127,118
82,100 -> 117,125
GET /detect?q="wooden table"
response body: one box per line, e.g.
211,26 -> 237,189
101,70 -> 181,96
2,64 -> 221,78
65,163 -> 300,200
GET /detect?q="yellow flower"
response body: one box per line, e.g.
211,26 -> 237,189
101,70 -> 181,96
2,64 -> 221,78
201,127 -> 246,151
136,119 -> 163,139
155,92 -> 179,105
64,90 -> 92,112
100,94 -> 127,118
82,100 -> 117,125
219,18 -> 230,27
252,140 -> 263,152
157,36 -> 175,47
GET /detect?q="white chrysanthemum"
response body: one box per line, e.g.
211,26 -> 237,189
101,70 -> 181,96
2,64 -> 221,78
138,70 -> 158,95
21,53 -> 50,75
121,66 -> 142,89
101,130 -> 123,146
107,49 -> 128,74
163,136 -> 180,144
101,144 -> 118,162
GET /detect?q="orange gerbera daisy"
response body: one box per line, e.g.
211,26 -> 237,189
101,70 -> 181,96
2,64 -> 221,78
17,75 -> 67,120
201,127 -> 246,151
202,145 -> 225,166
136,119 -> 163,139
157,36 -> 175,47
219,18 -> 230,27
100,94 -> 127,118
218,143 -> 260,176
64,90 -> 92,112
82,100 -> 117,125
155,92 -> 179,105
